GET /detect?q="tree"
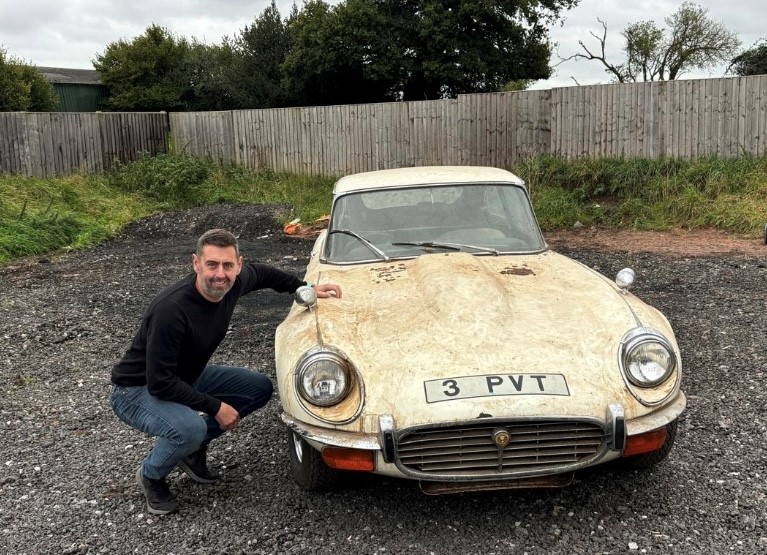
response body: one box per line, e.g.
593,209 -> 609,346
180,41 -> 239,111
0,48 -> 58,112
283,0 -> 578,105
21,65 -> 59,111
93,24 -> 193,111
384,0 -> 573,100
95,25 -> 243,112
564,2 -> 741,82
729,40 -> 767,76
282,0 -> 395,106
501,79 -> 533,92
623,21 -> 665,82
227,1 -> 294,108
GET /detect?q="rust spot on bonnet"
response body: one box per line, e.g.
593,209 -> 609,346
371,263 -> 407,283
500,266 -> 535,276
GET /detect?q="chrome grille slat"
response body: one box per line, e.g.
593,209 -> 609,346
399,428 -> 603,443
399,433 -> 603,450
401,447 -> 600,464
418,456 -> 582,472
398,439 -> 495,452
396,420 -> 606,477
400,445 -> 497,457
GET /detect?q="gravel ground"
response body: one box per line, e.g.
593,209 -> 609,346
1,203 -> 766,555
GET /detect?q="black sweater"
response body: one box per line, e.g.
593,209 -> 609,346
111,263 -> 304,415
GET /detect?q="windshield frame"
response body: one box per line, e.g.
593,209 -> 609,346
321,181 -> 548,265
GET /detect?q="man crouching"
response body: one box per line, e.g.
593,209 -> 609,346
110,229 -> 341,514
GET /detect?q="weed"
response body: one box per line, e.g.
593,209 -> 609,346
512,155 -> 767,234
1,153 -> 765,265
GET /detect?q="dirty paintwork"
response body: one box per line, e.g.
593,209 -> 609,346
274,166 -> 686,489
277,246 -> 682,433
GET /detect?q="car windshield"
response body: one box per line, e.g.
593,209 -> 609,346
324,183 -> 546,264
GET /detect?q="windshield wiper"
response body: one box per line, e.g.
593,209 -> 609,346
392,241 -> 499,255
328,229 -> 390,261
392,241 -> 460,251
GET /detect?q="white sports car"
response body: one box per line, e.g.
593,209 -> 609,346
275,166 -> 685,494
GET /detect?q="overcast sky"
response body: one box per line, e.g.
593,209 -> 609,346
1,0 -> 763,91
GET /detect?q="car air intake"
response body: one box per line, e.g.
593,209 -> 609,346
396,419 -> 606,479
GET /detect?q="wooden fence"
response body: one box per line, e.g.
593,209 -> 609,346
0,112 -> 168,178
551,77 -> 767,160
2,75 -> 766,178
171,74 -> 767,175
169,91 -> 551,175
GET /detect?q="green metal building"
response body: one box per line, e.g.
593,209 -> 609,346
37,67 -> 108,112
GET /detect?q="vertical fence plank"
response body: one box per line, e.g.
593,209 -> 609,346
702,79 -> 714,157
737,77 -> 748,156
758,76 -> 767,156
494,93 -> 506,167
579,85 -> 589,158
688,80 -> 698,159
0,114 -> 14,174
672,81 -> 682,159
549,88 -> 559,159
17,114 -> 31,176
596,85 -> 612,156
720,79 -> 733,157
560,87 -> 571,158
12,114 -> 27,176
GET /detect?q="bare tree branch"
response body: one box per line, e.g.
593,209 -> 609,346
559,2 -> 741,83
557,19 -> 627,82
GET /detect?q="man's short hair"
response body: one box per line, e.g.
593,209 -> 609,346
196,229 -> 239,257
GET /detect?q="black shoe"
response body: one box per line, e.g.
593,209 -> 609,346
136,466 -> 179,515
178,444 -> 220,484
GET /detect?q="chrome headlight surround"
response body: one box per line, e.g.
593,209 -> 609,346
295,348 -> 354,407
619,328 -> 677,388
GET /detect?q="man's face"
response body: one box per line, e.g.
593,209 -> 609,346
192,245 -> 242,302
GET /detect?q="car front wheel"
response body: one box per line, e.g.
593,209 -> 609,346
287,429 -> 340,490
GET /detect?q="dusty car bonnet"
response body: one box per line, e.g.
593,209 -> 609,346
298,250 -> 675,423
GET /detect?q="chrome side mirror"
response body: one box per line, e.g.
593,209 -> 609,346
294,285 -> 317,308
615,268 -> 635,293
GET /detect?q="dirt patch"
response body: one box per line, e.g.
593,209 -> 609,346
544,227 -> 767,258
283,219 -> 767,258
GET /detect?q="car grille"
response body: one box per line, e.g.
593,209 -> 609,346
396,420 -> 606,478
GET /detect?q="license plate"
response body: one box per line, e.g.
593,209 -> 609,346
424,373 -> 570,403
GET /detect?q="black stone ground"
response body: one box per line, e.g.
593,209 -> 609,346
1,203 -> 765,554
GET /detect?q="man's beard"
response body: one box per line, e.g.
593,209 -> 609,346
202,277 -> 232,300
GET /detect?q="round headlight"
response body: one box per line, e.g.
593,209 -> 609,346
621,329 -> 677,387
296,351 -> 352,407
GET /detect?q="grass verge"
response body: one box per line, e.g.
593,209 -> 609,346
516,155 -> 767,233
1,153 -> 765,265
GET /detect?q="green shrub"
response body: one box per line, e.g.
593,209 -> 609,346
531,187 -> 589,228
513,154 -> 767,233
108,153 -> 215,207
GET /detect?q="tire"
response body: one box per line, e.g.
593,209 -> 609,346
618,419 -> 678,470
287,429 -> 340,490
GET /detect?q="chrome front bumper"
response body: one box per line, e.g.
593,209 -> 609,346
281,391 -> 687,481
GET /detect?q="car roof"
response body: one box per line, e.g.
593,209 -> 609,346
333,166 -> 526,194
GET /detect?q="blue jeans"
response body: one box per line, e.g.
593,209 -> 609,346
109,365 -> 273,479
